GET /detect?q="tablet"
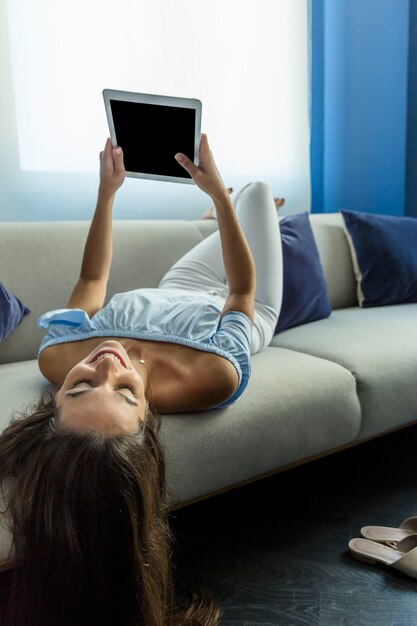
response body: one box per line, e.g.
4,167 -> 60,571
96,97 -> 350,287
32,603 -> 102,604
103,89 -> 202,184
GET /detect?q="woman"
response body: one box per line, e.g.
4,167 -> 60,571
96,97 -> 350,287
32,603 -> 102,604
0,135 -> 283,625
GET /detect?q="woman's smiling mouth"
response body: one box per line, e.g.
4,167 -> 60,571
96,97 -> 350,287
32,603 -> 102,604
89,349 -> 127,368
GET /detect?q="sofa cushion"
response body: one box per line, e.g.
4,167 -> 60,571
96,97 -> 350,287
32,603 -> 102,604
0,351 -> 361,509
0,283 -> 30,341
276,212 -> 331,333
341,210 -> 417,307
160,347 -> 360,504
0,361 -> 54,420
271,305 -> 417,439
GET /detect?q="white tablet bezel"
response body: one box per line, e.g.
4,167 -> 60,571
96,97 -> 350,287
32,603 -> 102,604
103,89 -> 202,185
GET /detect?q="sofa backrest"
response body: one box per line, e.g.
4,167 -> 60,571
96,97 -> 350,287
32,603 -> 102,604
307,212 -> 357,310
0,212 -> 356,365
0,220 -> 217,364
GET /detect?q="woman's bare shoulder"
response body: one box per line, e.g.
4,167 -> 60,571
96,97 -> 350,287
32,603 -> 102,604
154,352 -> 238,413
38,345 -> 72,386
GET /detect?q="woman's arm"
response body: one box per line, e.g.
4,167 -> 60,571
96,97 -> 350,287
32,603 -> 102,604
209,189 -> 256,320
175,134 -> 256,321
67,138 -> 125,316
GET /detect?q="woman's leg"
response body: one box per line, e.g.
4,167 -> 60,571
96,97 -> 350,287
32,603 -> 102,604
231,182 -> 283,353
159,182 -> 283,354
158,218 -> 229,298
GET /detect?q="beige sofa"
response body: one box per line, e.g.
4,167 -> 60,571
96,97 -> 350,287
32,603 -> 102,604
1,212 -> 417,528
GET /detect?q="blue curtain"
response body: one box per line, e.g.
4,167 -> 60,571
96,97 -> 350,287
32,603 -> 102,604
310,0 -> 412,217
406,0 -> 417,217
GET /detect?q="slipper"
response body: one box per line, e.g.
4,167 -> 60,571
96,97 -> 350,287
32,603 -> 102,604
349,536 -> 417,579
361,515 -> 417,544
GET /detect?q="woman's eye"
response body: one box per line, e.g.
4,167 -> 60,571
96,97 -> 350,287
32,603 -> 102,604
115,384 -> 137,397
69,380 -> 137,397
71,379 -> 94,389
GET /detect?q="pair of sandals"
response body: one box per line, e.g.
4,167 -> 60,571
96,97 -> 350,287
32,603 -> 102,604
349,516 -> 417,579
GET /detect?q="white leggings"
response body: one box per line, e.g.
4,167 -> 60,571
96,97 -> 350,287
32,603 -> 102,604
158,181 -> 283,355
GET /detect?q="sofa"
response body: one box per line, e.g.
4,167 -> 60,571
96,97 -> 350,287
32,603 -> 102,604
1,212 -> 417,530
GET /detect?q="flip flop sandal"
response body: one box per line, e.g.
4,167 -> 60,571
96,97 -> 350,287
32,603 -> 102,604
361,515 -> 417,545
349,536 -> 417,579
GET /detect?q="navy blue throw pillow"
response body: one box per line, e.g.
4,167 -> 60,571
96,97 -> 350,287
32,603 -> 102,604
341,210 -> 417,307
275,212 -> 331,333
0,282 -> 30,341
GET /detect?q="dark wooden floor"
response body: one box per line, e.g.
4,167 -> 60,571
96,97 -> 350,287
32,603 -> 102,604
169,423 -> 417,625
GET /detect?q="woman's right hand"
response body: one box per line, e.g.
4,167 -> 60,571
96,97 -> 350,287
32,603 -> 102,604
175,134 -> 229,202
99,137 -> 126,196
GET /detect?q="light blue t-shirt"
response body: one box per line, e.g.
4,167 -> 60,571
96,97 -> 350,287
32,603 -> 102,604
37,288 -> 253,409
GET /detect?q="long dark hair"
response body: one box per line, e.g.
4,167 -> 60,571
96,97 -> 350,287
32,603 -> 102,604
0,391 -> 221,625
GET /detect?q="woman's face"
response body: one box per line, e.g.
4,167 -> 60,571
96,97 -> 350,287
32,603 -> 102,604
55,341 -> 147,436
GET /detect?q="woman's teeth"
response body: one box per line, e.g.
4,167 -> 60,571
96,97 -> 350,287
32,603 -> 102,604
94,353 -> 122,364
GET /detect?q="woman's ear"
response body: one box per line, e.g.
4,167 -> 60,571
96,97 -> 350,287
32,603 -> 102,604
141,401 -> 150,422
54,387 -> 62,408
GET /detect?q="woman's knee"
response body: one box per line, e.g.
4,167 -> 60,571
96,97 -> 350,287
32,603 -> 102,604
235,181 -> 274,207
242,180 -> 272,195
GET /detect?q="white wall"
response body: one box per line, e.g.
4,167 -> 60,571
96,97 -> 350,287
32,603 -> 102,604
0,0 -> 310,222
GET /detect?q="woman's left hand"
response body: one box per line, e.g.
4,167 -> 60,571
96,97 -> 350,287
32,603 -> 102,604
99,138 -> 126,196
175,134 -> 228,202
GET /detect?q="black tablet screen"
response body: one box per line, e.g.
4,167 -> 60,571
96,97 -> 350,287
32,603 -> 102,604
109,100 -> 195,178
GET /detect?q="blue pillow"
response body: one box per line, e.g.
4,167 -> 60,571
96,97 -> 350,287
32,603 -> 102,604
275,212 -> 331,333
341,210 -> 417,307
0,282 -> 30,341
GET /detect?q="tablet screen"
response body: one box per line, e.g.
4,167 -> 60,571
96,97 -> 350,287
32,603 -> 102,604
109,99 -> 196,179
